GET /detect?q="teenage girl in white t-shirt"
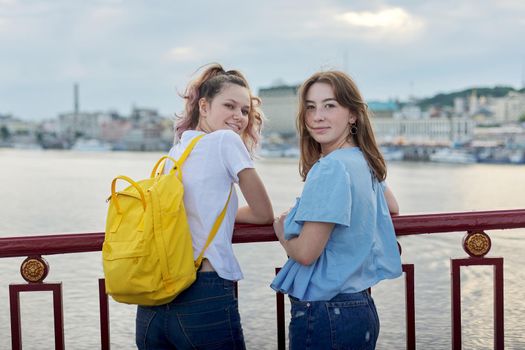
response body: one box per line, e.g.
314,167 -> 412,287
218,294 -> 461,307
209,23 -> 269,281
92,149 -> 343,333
135,64 -> 273,350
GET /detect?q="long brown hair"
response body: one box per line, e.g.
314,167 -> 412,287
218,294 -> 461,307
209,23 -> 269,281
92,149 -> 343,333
297,70 -> 386,181
174,63 -> 264,156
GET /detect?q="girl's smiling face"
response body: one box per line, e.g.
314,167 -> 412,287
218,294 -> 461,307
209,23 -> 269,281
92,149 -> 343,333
198,83 -> 251,134
305,82 -> 356,154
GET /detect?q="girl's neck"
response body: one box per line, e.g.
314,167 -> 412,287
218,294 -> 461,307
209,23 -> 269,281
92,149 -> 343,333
321,138 -> 356,157
196,119 -> 213,134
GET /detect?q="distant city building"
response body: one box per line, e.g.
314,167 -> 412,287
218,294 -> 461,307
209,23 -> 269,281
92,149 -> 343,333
130,107 -> 160,123
491,92 -> 525,122
474,124 -> 525,147
56,106 -> 173,151
120,107 -> 172,151
368,101 -> 398,118
393,102 -> 422,119
468,90 -> 480,115
372,117 -> 474,145
58,111 -> 113,140
454,97 -> 468,117
99,114 -> 132,142
450,91 -> 525,124
0,114 -> 38,146
258,85 -> 299,136
0,114 -> 36,134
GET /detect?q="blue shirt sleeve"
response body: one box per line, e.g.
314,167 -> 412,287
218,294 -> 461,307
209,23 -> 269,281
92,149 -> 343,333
291,157 -> 352,228
283,198 -> 303,240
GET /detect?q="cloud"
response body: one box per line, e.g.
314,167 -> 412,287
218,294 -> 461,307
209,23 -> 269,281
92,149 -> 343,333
0,16 -> 7,30
89,6 -> 124,22
262,5 -> 425,44
335,7 -> 424,38
0,1 -> 18,37
2,0 -> 524,120
60,62 -> 90,79
163,47 -> 199,62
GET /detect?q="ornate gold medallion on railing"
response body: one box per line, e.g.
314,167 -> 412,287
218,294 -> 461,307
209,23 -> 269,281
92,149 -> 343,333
20,256 -> 49,283
462,231 -> 492,257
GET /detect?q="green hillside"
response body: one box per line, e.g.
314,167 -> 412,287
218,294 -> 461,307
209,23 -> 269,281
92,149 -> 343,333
418,86 -> 518,109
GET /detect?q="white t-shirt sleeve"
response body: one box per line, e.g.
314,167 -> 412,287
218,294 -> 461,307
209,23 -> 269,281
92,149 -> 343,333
219,130 -> 254,183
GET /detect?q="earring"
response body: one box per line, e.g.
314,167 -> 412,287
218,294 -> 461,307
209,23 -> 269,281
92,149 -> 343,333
350,122 -> 358,135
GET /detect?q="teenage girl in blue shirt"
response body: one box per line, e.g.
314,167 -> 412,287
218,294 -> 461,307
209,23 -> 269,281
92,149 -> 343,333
271,70 -> 402,349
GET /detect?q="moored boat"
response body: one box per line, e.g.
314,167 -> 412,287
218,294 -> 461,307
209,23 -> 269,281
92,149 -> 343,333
429,148 -> 477,164
71,139 -> 112,152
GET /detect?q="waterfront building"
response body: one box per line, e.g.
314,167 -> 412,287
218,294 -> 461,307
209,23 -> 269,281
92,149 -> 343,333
57,107 -> 173,151
372,117 -> 474,145
58,111 -> 113,141
454,90 -> 525,124
474,124 -> 525,147
258,85 -> 299,136
99,114 -> 133,143
491,92 -> 525,123
454,97 -> 468,117
468,90 -> 480,115
0,114 -> 39,147
368,101 -> 398,118
424,105 -> 453,119
470,106 -> 495,124
393,101 -> 422,119
119,107 -> 172,151
0,114 -> 37,136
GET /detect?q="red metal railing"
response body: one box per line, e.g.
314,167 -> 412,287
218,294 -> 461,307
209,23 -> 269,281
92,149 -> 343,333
1,209 -> 525,350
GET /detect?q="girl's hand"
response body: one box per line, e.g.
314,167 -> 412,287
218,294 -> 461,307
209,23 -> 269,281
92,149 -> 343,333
273,211 -> 288,242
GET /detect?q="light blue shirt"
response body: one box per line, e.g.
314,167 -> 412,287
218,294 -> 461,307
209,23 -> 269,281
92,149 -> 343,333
271,147 -> 402,301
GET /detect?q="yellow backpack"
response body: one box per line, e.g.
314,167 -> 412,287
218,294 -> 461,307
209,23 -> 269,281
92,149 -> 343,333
102,135 -> 231,305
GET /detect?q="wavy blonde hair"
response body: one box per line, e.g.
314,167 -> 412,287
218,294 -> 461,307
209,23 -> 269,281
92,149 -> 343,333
297,70 -> 387,181
174,63 -> 264,156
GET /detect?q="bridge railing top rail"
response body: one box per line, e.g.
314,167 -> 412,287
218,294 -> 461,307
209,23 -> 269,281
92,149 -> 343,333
1,209 -> 524,258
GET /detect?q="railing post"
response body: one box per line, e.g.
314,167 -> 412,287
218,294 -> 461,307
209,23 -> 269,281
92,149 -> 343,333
493,259 -> 504,350
99,279 -> 111,350
275,267 -> 285,350
451,257 -> 504,350
403,264 -> 416,350
8,256 -> 65,350
9,283 -> 65,350
9,285 -> 22,350
451,259 -> 462,349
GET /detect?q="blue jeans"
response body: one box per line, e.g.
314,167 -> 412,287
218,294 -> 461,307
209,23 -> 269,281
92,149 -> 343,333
135,272 -> 245,350
289,290 -> 379,350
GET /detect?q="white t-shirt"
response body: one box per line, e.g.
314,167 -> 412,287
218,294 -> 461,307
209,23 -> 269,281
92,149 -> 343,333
165,129 -> 254,281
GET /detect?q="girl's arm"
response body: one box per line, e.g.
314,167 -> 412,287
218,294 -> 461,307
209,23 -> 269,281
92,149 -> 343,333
273,213 -> 333,266
236,168 -> 274,224
384,186 -> 399,216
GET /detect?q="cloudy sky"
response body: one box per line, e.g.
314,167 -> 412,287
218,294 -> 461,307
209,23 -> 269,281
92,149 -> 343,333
1,0 -> 525,120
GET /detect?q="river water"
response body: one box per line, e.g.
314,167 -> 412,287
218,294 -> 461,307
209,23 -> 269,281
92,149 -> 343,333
0,149 -> 524,349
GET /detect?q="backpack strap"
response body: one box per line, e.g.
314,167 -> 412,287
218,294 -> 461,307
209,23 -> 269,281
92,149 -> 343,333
178,134 -> 205,166
153,134 -> 206,180
109,175 -> 147,233
173,134 -> 205,181
157,132 -> 232,270
194,184 -> 233,269
150,156 -> 178,178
